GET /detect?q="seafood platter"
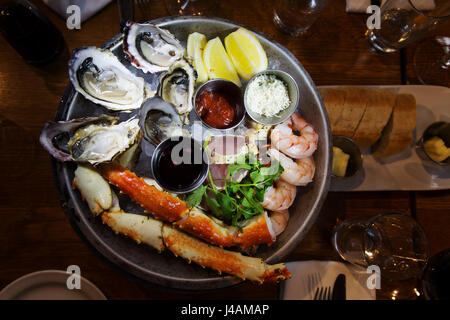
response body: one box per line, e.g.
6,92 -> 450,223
40,16 -> 331,290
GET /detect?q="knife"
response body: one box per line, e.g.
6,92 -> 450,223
331,274 -> 346,300
117,0 -> 134,32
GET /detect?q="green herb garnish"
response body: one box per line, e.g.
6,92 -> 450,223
185,153 -> 284,226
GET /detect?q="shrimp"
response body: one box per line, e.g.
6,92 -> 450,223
262,179 -> 297,211
269,209 -> 290,236
268,148 -> 315,186
271,113 -> 318,159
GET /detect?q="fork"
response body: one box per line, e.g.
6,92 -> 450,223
313,286 -> 332,300
307,272 -> 321,299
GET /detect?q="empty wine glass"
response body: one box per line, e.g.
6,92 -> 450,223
366,0 -> 450,53
273,0 -> 330,37
332,212 -> 429,282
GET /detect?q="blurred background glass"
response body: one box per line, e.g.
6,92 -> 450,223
273,0 -> 330,37
332,212 -> 429,282
163,0 -> 218,16
366,0 -> 450,53
0,0 -> 64,65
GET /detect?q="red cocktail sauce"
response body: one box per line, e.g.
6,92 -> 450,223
196,91 -> 235,129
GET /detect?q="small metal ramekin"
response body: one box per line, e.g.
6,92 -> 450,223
244,70 -> 299,126
192,79 -> 245,132
150,136 -> 209,194
332,135 -> 363,178
416,121 -> 450,166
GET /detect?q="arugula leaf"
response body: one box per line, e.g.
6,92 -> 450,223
255,188 -> 266,202
215,192 -> 236,217
240,186 -> 263,213
205,195 -> 223,219
196,152 -> 285,227
185,185 -> 206,208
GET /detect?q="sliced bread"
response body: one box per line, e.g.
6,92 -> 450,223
352,89 -> 396,148
333,87 -> 369,138
371,93 -> 417,158
318,88 -> 347,132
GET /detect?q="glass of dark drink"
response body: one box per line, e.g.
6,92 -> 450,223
0,0 -> 64,65
422,249 -> 450,300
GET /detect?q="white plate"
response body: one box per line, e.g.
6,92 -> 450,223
321,85 -> 450,191
279,261 -> 376,300
0,270 -> 107,300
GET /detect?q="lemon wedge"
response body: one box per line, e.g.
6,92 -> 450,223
224,27 -> 268,81
203,37 -> 242,87
187,32 -> 208,84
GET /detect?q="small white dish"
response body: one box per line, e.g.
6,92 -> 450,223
0,270 -> 107,300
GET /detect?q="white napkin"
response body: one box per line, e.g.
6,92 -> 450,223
346,0 -> 436,13
280,261 -> 376,300
42,0 -> 113,22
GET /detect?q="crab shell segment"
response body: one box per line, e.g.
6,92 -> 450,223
73,165 -> 113,216
99,162 -> 190,222
101,210 -> 290,283
99,163 -> 277,249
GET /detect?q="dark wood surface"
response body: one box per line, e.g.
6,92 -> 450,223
0,0 -> 448,300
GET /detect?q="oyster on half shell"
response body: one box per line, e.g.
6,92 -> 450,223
40,115 -> 142,165
139,96 -> 185,145
69,47 -> 150,111
159,59 -> 197,115
124,22 -> 185,74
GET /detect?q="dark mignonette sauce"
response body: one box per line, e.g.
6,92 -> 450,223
154,138 -> 207,192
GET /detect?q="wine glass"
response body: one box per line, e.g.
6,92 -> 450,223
366,0 -> 450,54
421,248 -> 450,300
273,0 -> 330,37
332,212 -> 430,299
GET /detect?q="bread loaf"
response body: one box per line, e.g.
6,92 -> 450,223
371,93 -> 417,158
319,86 -> 417,158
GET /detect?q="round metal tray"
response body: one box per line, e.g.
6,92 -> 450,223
52,16 -> 331,291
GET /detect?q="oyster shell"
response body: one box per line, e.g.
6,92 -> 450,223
159,59 -> 197,115
124,22 -> 185,74
138,96 -> 184,145
69,47 -> 148,111
40,115 -> 141,164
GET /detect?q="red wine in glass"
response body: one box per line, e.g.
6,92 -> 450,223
0,0 -> 64,65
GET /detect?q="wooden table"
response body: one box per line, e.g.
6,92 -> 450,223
0,0 -> 448,300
